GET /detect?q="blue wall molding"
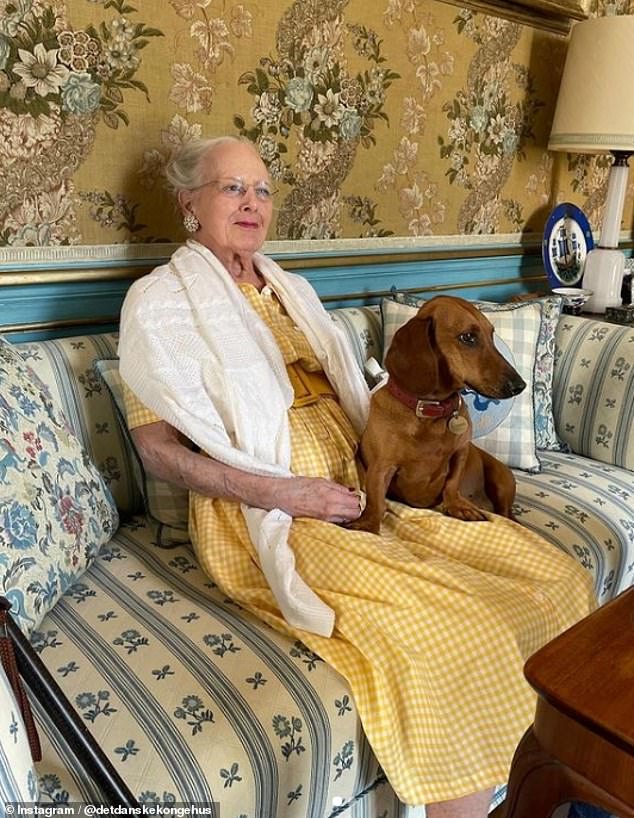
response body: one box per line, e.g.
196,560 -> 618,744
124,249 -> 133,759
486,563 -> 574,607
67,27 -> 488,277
3,236 -> 631,340
0,244 -> 550,341
0,233 -> 547,273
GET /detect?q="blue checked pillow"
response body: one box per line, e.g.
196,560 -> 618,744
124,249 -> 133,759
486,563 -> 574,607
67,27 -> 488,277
474,296 -> 565,453
0,663 -> 38,804
381,297 -> 544,471
386,293 -> 566,452
0,337 -> 118,636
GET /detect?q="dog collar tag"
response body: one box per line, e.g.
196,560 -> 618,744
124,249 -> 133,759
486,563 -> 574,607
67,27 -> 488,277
448,413 -> 469,435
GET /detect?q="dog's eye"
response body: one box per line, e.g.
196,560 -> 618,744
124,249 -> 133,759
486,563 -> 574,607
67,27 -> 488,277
459,332 -> 478,346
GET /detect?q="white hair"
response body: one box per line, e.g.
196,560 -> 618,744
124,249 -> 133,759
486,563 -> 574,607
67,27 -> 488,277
163,136 -> 257,197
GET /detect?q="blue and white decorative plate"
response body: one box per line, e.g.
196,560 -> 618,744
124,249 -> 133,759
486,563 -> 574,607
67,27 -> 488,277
542,202 -> 594,288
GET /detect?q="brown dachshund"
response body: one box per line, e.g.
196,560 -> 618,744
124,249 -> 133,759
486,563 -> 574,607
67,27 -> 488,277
351,295 -> 526,533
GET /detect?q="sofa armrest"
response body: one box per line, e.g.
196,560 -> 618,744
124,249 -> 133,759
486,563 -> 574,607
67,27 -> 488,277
552,315 -> 634,471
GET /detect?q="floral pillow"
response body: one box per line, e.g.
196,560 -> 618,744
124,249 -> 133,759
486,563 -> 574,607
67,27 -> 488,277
0,662 -> 38,804
0,337 -> 119,636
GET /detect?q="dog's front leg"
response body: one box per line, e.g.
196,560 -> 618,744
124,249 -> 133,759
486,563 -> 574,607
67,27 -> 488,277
442,446 -> 487,521
349,462 -> 398,534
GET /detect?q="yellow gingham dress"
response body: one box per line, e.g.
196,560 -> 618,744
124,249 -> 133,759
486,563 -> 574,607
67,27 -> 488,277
126,284 -> 595,805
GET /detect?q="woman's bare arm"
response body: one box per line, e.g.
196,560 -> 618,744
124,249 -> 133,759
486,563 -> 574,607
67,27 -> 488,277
131,420 -> 362,523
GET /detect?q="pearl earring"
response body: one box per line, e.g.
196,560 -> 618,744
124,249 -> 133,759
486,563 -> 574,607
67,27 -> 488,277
183,212 -> 200,233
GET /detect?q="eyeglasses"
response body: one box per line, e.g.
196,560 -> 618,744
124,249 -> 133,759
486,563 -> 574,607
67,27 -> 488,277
194,177 -> 278,202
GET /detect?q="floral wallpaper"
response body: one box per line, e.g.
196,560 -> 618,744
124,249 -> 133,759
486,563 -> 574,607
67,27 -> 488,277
0,0 -> 632,248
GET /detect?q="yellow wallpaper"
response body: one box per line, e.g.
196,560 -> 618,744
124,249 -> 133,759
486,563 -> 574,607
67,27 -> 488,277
1,0 -> 632,248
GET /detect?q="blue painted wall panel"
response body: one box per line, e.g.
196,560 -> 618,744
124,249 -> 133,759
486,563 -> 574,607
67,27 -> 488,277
0,250 -> 548,341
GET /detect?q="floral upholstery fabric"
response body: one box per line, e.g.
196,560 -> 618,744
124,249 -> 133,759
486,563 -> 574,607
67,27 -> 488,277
0,662 -> 39,806
0,337 -> 119,636
13,334 -> 140,516
552,316 -> 634,472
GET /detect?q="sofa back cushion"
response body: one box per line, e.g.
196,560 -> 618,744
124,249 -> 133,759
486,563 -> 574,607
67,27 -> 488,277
330,305 -> 382,371
553,315 -> 634,471
13,333 -> 141,515
94,358 -> 191,547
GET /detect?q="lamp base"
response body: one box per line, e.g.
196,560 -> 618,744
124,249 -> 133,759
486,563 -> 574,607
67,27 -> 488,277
581,247 -> 624,313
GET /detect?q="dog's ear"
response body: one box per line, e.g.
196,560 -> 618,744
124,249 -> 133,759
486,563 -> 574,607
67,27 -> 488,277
385,316 -> 442,394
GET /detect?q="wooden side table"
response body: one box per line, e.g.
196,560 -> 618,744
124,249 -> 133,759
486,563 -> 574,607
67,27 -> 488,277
493,587 -> 634,818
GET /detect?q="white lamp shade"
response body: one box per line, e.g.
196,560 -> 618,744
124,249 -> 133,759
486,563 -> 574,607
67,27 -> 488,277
549,15 -> 634,154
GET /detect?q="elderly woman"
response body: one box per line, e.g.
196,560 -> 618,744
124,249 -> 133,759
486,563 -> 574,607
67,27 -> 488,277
118,136 -> 594,818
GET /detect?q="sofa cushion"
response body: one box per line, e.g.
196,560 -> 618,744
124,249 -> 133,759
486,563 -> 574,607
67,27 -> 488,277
0,338 -> 119,636
28,517 -> 400,814
0,662 -> 38,805
552,316 -> 634,471
475,296 -> 565,453
381,297 -> 543,471
385,293 -> 566,449
94,359 -> 190,546
13,334 -> 140,515
514,451 -> 634,603
330,305 -> 382,374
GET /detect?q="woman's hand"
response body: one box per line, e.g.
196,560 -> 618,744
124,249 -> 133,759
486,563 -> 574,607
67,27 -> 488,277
272,477 -> 363,523
131,421 -> 363,524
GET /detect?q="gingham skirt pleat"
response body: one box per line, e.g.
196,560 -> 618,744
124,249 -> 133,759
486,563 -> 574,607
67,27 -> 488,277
190,396 -> 595,806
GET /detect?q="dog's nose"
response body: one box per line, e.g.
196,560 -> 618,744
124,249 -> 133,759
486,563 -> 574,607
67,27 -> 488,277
506,374 -> 526,396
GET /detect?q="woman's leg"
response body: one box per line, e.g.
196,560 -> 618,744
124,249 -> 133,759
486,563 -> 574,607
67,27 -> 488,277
427,788 -> 495,818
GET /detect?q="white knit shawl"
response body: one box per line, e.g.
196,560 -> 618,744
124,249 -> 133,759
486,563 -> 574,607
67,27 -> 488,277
118,240 -> 370,637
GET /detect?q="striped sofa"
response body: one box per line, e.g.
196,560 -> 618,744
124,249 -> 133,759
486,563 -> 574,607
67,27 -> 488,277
2,307 -> 633,818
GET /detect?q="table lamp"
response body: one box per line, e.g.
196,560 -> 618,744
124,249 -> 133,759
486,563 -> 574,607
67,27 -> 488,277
548,14 -> 634,313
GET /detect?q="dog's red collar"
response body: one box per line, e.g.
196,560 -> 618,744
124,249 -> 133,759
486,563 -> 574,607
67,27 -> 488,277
386,379 -> 461,419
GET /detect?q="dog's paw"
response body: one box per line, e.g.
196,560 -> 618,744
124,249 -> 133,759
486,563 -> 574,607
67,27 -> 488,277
347,516 -> 381,534
445,502 -> 488,522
